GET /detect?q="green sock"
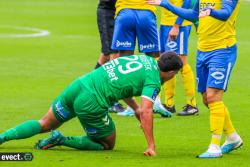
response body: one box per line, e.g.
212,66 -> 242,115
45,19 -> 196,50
0,120 -> 41,141
62,136 -> 104,150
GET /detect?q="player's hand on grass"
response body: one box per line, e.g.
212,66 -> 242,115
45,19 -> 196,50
144,148 -> 156,156
169,24 -> 179,41
146,0 -> 162,6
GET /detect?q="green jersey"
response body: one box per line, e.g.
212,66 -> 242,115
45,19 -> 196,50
79,55 -> 161,108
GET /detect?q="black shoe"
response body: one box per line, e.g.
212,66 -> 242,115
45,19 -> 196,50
162,104 -> 176,113
108,103 -> 125,113
177,104 -> 199,116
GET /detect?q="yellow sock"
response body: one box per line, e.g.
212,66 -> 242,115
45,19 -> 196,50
163,76 -> 176,107
211,135 -> 221,146
224,105 -> 236,135
180,64 -> 196,107
208,101 -> 225,145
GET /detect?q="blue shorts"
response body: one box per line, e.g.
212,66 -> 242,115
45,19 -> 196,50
159,25 -> 191,55
196,44 -> 237,93
111,9 -> 160,53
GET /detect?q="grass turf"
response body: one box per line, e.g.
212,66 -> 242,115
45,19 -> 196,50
0,0 -> 249,166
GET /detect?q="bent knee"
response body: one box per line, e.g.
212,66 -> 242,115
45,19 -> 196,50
106,143 -> 115,150
39,119 -> 52,132
206,93 -> 220,104
100,133 -> 116,150
101,141 -> 115,150
39,118 -> 61,133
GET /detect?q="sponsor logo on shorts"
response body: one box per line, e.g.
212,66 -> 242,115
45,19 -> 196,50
166,41 -> 177,51
211,68 -> 226,85
211,71 -> 225,80
140,43 -> 155,51
214,81 -> 223,85
116,40 -> 132,48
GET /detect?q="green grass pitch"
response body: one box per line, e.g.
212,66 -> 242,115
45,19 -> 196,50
0,0 -> 250,166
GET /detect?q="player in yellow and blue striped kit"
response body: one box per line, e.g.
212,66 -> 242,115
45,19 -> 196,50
160,0 -> 198,116
147,0 -> 243,158
111,0 -> 160,57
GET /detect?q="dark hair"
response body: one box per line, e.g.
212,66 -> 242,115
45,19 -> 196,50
157,51 -> 183,72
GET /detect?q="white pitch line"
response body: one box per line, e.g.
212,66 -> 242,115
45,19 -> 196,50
0,25 -> 50,38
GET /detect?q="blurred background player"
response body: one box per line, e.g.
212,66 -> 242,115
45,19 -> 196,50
95,0 -> 118,69
111,0 -> 160,58
0,52 -> 183,156
147,0 -> 243,158
96,0 -> 125,113
159,0 -> 198,116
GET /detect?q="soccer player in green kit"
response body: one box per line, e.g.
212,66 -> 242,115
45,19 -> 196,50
0,52 -> 182,156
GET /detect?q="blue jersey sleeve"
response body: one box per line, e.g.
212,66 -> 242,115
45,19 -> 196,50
175,0 -> 192,25
210,0 -> 238,21
160,0 -> 199,23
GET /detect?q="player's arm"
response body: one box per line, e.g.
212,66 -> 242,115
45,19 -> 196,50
169,0 -> 192,40
147,0 -> 199,22
175,0 -> 192,25
123,98 -> 141,121
140,97 -> 156,156
199,0 -> 238,21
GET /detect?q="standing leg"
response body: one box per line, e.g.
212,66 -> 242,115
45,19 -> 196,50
221,103 -> 243,153
95,7 -> 117,69
198,45 -> 242,158
178,55 -> 198,116
162,76 -> 176,113
199,87 -> 242,156
158,25 -> 177,113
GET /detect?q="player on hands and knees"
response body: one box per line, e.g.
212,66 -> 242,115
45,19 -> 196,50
95,0 -> 126,113
110,0 -> 174,117
0,52 -> 182,156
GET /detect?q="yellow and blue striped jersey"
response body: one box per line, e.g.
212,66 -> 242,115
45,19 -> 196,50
161,0 -> 192,26
197,0 -> 240,51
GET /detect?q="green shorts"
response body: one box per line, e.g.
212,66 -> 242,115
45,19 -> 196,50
52,79 -> 115,139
